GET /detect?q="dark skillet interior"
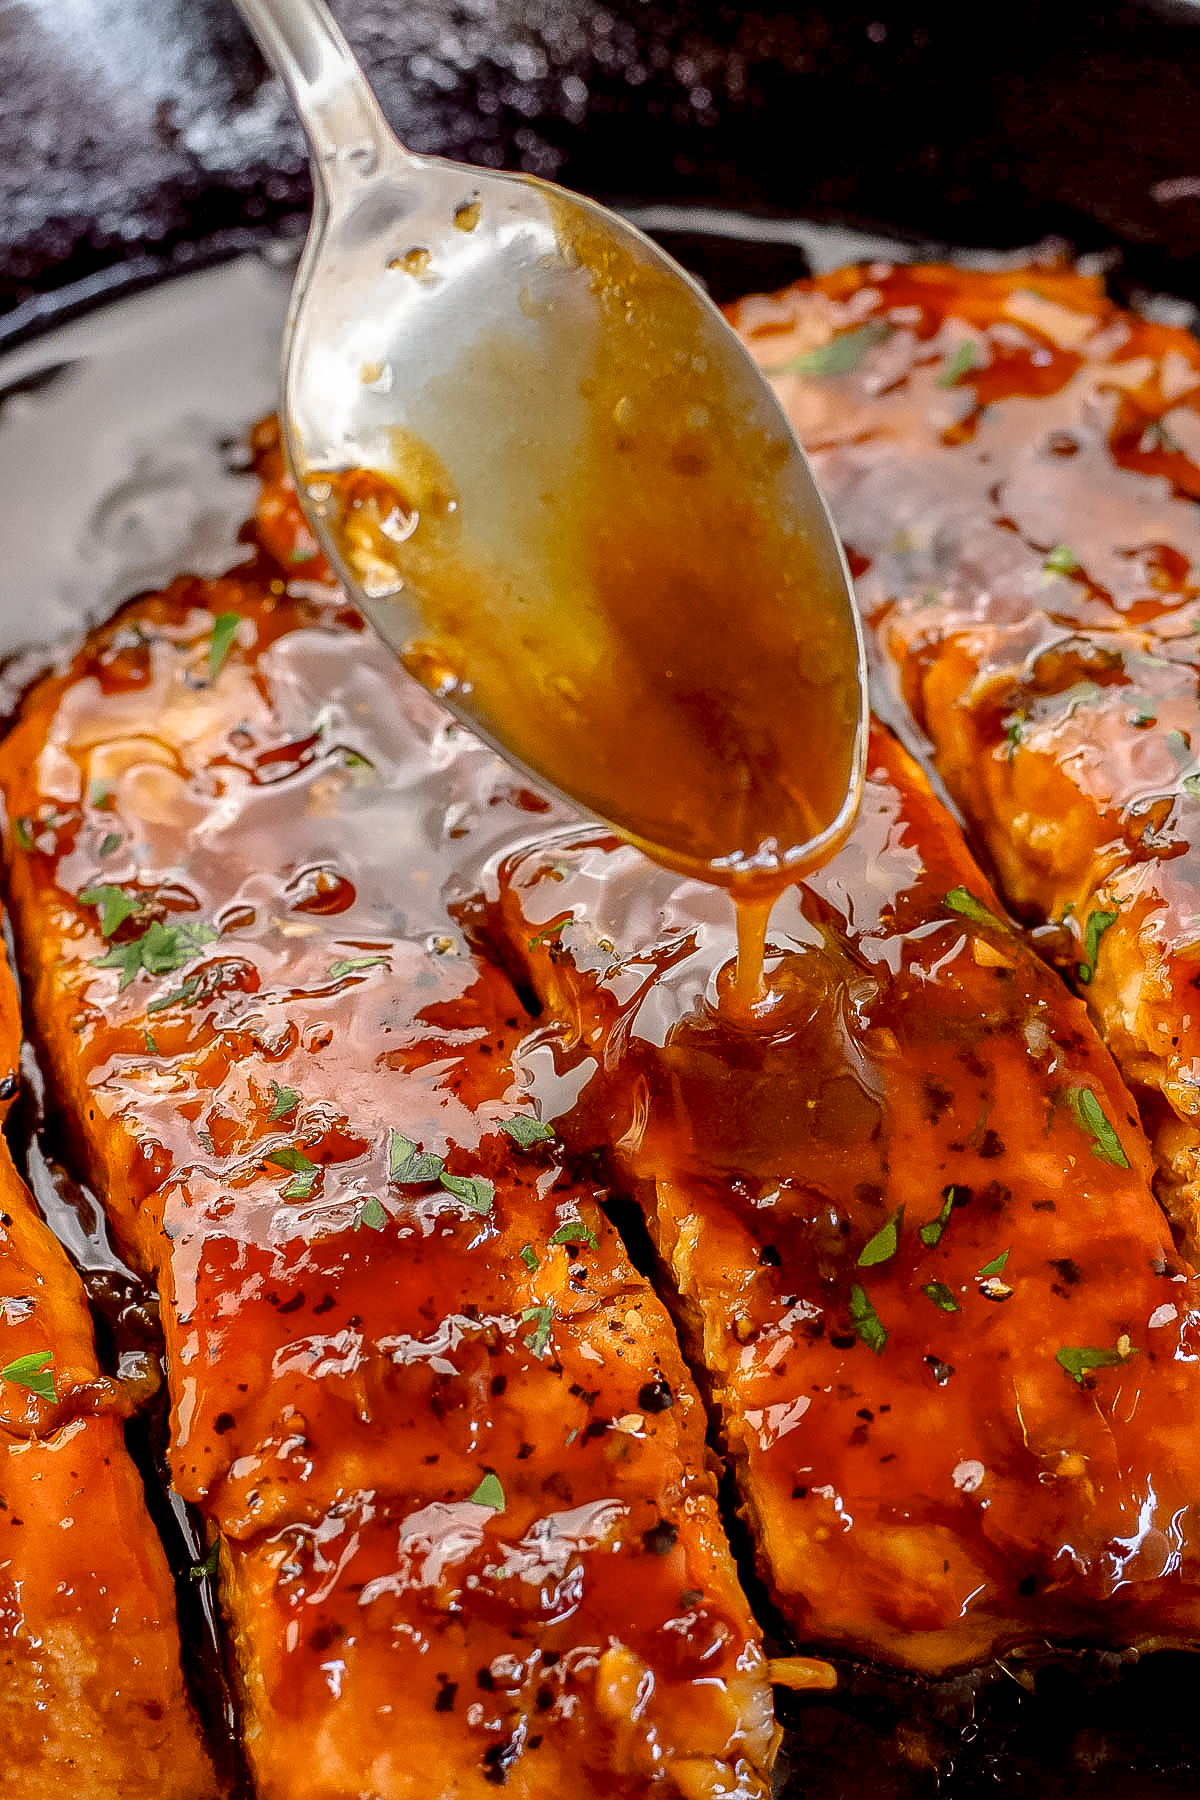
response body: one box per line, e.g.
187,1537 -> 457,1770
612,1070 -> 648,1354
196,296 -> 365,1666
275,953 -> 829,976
4,3 -> 1200,1796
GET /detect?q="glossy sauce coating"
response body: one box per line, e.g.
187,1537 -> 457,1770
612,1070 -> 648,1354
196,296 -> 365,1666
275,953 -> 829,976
0,441 -> 774,1799
731,261 -> 1200,1249
492,721 -> 1200,1673
0,919 -> 214,1794
307,197 -> 864,900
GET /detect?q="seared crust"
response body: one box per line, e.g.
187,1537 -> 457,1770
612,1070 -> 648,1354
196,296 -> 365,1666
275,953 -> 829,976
0,515 -> 774,1795
732,261 -> 1200,1252
492,723 -> 1200,1673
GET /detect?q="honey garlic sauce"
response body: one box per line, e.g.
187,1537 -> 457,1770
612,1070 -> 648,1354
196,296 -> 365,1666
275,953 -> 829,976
309,197 -> 865,930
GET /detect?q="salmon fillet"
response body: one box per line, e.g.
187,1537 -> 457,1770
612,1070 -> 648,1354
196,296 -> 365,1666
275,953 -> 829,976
0,484 -> 774,1796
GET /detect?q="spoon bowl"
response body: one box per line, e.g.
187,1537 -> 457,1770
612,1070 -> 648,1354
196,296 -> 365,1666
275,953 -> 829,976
235,0 -> 868,894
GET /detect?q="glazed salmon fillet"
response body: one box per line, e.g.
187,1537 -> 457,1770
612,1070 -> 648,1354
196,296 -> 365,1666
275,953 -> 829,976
490,722 -> 1200,1673
731,261 -> 1200,1251
0,495 -> 774,1796
0,927 -> 214,1793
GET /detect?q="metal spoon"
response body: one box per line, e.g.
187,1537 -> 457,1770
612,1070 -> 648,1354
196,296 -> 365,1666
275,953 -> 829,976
233,0 -> 868,897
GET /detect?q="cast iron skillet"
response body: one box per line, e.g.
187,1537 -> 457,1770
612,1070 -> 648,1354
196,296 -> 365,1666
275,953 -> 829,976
4,3 -> 1200,1796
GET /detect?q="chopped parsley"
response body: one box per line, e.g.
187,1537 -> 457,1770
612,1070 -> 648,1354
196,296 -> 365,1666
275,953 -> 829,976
188,1542 -> 221,1581
500,1116 -> 555,1149
388,1131 -> 445,1186
92,918 -> 219,990
977,1248 -> 1010,1278
549,1218 -> 598,1252
78,883 -> 142,938
87,780 -> 114,808
522,1303 -> 553,1358
469,1472 -> 505,1510
1,1349 -> 56,1401
922,1282 -> 960,1313
527,916 -> 569,951
1044,544 -> 1080,575
768,321 -> 893,377
438,1171 -> 495,1215
943,886 -> 1003,929
857,1205 -> 904,1268
208,612 -> 241,682
145,975 -> 201,1014
937,341 -> 978,388
1003,711 -> 1027,759
519,1243 -> 539,1271
144,1030 -> 158,1055
266,1146 -> 317,1200
1056,1342 -> 1135,1385
97,831 -> 122,858
848,1283 -> 887,1354
353,1196 -> 387,1232
328,955 -> 388,979
267,1082 -> 301,1122
918,1189 -> 957,1249
1077,906 -> 1119,984
11,817 -> 32,851
1067,1085 -> 1131,1168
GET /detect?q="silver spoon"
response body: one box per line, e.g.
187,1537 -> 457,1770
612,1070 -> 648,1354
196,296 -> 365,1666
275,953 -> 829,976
233,0 -> 867,900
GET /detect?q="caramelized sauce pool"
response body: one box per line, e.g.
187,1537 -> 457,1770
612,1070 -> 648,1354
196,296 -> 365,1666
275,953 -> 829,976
305,196 -> 865,1002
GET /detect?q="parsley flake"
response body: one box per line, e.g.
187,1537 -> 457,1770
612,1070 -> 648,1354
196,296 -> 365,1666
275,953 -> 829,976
188,1542 -> 220,1581
208,612 -> 241,682
144,1030 -> 158,1055
549,1218 -> 598,1252
944,887 -> 1003,929
266,1146 -> 317,1200
848,1284 -> 887,1354
922,1281 -> 960,1313
438,1171 -> 495,1215
1056,1343 -> 1136,1385
328,955 -> 388,979
857,1205 -> 904,1268
1044,544 -> 1079,575
919,1189 -> 957,1249
267,1082 -> 301,1122
1067,1086 -> 1131,1168
469,1472 -> 505,1510
500,1116 -> 555,1149
1,1349 -> 56,1401
1077,906 -> 1118,984
11,817 -> 32,851
937,341 -> 978,387
522,1303 -> 553,1358
145,975 -> 201,1014
1003,711 -> 1026,760
353,1196 -> 387,1232
527,916 -> 569,951
97,831 -> 122,858
977,1248 -> 1010,1277
519,1243 -> 539,1271
78,883 -> 142,938
92,918 -> 219,990
388,1131 -> 445,1186
768,321 -> 893,377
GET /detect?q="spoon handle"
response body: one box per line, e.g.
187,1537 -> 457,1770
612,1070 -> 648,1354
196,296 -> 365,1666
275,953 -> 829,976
232,0 -> 403,184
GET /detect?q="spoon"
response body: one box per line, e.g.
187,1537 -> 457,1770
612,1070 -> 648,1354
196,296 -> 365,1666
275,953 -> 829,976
233,0 -> 868,918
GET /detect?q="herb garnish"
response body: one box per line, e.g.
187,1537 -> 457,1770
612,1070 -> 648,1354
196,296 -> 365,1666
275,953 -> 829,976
1067,1086 -> 1131,1168
78,883 -> 142,938
1185,773 -> 1200,802
519,1243 -> 539,1272
977,1248 -> 1010,1278
11,817 -> 32,851
550,1219 -> 598,1252
1077,906 -> 1118,984
922,1282 -> 960,1314
267,1082 -> 301,1122
208,612 -> 241,682
919,1189 -> 957,1249
144,1030 -> 158,1055
388,1131 -> 445,1186
1003,712 -> 1026,759
857,1205 -> 903,1268
522,1304 -> 553,1359
353,1196 -> 387,1232
266,1146 -> 318,1200
500,1116 -> 555,1149
438,1171 -> 496,1215
188,1542 -> 220,1581
98,831 -> 122,858
145,975 -> 201,1014
848,1284 -> 887,1354
328,955 -> 388,979
1056,1342 -> 1136,1385
768,321 -> 893,377
469,1472 -> 505,1510
92,918 -> 219,989
937,341 -> 978,388
527,916 -> 569,951
943,886 -> 1003,929
1044,544 -> 1080,575
1,1349 -> 56,1400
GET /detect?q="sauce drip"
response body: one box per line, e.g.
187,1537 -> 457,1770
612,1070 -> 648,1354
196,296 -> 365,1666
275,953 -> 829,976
303,194 -> 866,1000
